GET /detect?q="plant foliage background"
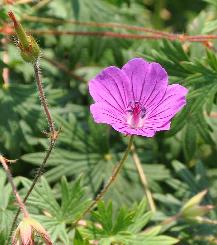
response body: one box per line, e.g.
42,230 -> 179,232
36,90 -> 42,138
1,0 -> 217,244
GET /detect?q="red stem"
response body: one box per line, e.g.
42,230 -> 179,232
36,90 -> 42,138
4,29 -> 217,44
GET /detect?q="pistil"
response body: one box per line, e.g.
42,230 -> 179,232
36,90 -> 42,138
126,102 -> 146,129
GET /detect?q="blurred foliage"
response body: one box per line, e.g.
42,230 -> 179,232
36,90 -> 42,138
1,0 -> 217,244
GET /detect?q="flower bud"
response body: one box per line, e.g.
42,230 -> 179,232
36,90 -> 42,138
180,190 -> 214,220
8,11 -> 40,63
12,217 -> 53,245
182,205 -> 214,219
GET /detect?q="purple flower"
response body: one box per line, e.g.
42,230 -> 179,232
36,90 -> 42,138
89,58 -> 188,137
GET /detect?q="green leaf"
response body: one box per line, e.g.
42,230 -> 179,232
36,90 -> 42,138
20,176 -> 91,244
74,229 -> 90,245
0,170 -> 15,243
80,199 -> 177,245
71,0 -> 80,19
182,123 -> 197,161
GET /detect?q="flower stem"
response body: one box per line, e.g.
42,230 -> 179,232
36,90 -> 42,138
0,156 -> 29,218
74,135 -> 134,225
131,144 -> 156,212
34,60 -> 55,135
9,59 -> 58,242
9,141 -> 56,243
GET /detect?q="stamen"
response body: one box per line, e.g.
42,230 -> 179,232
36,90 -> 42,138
126,101 -> 146,129
141,108 -> 146,118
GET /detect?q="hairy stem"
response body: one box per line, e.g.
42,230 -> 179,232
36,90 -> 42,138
131,143 -> 156,212
9,59 -> 57,242
0,156 -> 29,218
74,135 -> 134,225
34,60 -> 55,134
9,141 -> 56,242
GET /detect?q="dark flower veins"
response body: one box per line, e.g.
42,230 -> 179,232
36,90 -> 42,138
89,58 -> 188,137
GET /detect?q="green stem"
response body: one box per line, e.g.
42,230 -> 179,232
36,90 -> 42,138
131,143 -> 156,212
74,135 -> 134,225
9,59 -> 57,242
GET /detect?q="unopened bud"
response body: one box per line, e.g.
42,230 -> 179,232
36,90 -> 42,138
182,205 -> 214,219
182,190 -> 207,211
181,190 -> 214,219
12,217 -> 53,245
8,11 -> 40,63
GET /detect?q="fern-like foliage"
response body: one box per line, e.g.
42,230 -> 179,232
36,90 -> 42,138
18,176 -> 90,244
79,200 -> 178,245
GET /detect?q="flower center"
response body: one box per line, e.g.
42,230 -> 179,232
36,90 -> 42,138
126,102 -> 146,129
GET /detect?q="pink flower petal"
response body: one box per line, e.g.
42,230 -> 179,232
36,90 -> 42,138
20,223 -> 32,245
90,103 -> 125,126
89,66 -> 131,114
124,127 -> 156,137
122,58 -> 168,107
145,84 -> 188,131
111,122 -> 156,137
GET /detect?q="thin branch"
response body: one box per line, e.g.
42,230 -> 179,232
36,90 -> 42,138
9,140 -> 56,241
27,30 -> 166,39
34,60 -> 56,134
0,156 -> 29,218
131,143 -> 156,212
23,16 -> 217,45
3,13 -> 217,43
9,59 -> 59,242
6,29 -> 216,43
3,21 -> 217,44
22,15 -> 174,38
74,135 -> 134,225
